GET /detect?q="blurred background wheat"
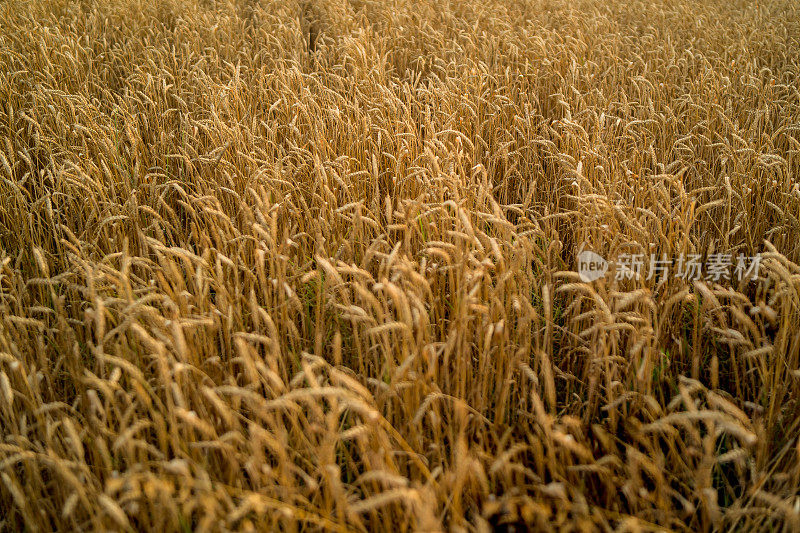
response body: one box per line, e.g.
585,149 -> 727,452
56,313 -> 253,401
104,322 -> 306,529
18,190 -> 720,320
1,0 -> 799,531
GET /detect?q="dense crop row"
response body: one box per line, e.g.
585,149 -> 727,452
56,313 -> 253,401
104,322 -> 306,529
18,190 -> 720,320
1,0 -> 799,530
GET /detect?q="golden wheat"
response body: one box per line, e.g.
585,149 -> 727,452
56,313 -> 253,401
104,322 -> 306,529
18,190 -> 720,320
1,0 -> 799,531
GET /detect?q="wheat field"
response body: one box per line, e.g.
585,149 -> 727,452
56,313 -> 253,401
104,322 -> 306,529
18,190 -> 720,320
1,0 -> 799,531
